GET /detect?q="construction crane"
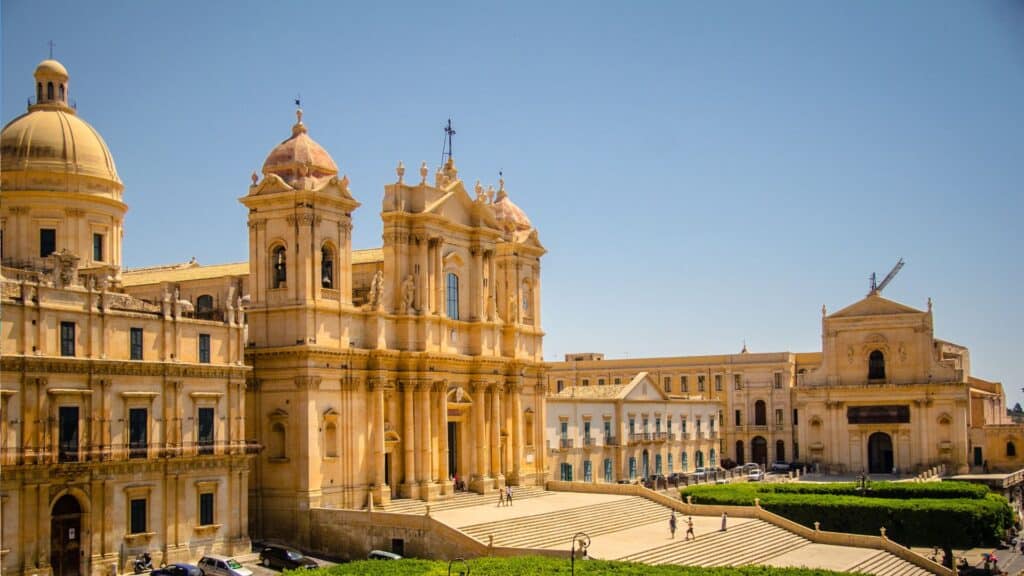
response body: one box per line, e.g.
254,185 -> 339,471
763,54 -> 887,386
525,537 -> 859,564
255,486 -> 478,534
870,258 -> 905,295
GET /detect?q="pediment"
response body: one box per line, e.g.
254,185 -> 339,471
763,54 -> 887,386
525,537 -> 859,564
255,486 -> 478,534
620,372 -> 670,401
269,407 -> 289,420
251,173 -> 294,195
425,186 -> 501,230
829,294 -> 923,318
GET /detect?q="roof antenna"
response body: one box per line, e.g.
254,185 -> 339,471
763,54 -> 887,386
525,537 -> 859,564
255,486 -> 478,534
48,40 -> 56,59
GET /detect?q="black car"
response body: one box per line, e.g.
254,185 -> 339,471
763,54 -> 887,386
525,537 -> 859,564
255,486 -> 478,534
259,546 -> 318,571
152,564 -> 203,576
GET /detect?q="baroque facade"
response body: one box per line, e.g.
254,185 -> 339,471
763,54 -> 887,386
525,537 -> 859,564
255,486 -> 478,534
1,60 -> 254,576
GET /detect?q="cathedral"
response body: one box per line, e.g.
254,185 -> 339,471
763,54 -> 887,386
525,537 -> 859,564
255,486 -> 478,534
3,57 -> 1022,576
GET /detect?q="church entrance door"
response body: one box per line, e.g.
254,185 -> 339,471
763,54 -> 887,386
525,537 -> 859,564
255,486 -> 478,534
641,450 -> 650,480
868,432 -> 894,474
751,436 -> 768,467
447,422 -> 458,478
50,494 -> 83,576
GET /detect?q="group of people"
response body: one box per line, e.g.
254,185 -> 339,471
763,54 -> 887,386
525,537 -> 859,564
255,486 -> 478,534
497,485 -> 514,506
668,512 -> 718,540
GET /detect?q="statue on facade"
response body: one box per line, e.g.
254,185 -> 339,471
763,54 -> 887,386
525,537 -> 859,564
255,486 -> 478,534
366,270 -> 384,310
50,249 -> 80,289
401,274 -> 416,314
420,161 -> 429,184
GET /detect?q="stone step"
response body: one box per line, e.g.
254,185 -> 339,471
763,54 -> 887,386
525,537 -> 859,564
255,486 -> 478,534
848,550 -> 932,576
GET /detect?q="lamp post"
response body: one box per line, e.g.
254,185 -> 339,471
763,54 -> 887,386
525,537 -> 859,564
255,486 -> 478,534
447,557 -> 469,576
570,531 -> 591,576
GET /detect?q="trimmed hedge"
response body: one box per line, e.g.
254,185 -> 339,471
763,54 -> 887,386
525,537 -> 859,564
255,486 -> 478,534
307,556 -> 868,575
681,481 -> 1011,548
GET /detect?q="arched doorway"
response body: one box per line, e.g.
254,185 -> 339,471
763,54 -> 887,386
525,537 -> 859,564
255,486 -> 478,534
868,432 -> 894,474
735,440 -> 745,465
641,450 -> 650,479
51,494 -> 83,576
751,436 -> 768,467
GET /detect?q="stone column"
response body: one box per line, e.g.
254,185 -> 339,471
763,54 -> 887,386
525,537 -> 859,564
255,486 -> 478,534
471,246 -> 484,320
474,383 -> 487,487
511,383 -> 523,483
490,384 -> 502,482
416,235 -> 428,313
437,383 -> 450,490
433,238 -> 445,316
374,385 -> 386,487
340,221 -> 353,305
419,382 -> 433,488
487,251 -> 497,321
402,382 -> 417,496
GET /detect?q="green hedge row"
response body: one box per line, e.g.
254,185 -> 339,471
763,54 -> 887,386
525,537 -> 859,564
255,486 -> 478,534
680,483 -> 1011,548
764,481 -> 989,500
308,556 -> 868,575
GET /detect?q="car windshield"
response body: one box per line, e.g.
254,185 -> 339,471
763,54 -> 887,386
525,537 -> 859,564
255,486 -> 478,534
226,560 -> 243,569
286,551 -> 302,561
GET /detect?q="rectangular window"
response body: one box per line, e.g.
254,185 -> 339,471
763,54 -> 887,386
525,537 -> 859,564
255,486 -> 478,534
774,372 -> 783,389
681,375 -> 688,392
199,492 -> 215,526
598,378 -> 605,386
198,333 -> 211,363
584,421 -> 591,440
583,460 -> 593,482
667,418 -> 673,433
735,410 -> 742,426
130,498 -> 147,534
655,454 -> 663,475
58,406 -> 79,462
629,418 -> 635,435
715,374 -> 723,391
40,228 -> 56,258
733,374 -> 742,390
129,408 -> 147,458
560,462 -> 574,481
582,378 -> 589,387
614,377 -> 621,385
681,418 -> 687,434
556,380 -> 564,393
130,327 -> 144,360
642,418 -> 649,433
776,408 -> 784,425
696,418 -> 701,432
629,457 -> 637,480
697,375 -> 705,392
663,376 -> 671,393
655,418 -> 662,433
560,421 -> 568,439
793,409 -> 799,426
604,458 -> 613,482
92,233 -> 104,262
446,273 -> 459,320
603,420 -> 612,440
198,407 -> 215,454
668,454 -> 674,473
60,321 -> 75,357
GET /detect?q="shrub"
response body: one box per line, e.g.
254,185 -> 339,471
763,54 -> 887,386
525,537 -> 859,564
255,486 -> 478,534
680,481 -> 1011,548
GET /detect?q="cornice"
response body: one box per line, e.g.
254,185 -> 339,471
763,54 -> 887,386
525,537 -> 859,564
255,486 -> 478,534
1,356 -> 250,379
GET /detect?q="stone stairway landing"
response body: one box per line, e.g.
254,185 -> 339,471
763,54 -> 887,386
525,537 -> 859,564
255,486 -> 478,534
379,485 -> 551,515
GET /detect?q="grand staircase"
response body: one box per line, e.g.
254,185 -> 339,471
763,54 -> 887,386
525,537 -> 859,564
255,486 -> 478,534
848,551 -> 934,576
379,485 -> 552,515
621,516 -> 811,566
460,496 -> 667,548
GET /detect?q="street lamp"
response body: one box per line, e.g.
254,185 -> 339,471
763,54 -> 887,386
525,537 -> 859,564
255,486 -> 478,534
447,557 -> 469,576
570,531 -> 591,576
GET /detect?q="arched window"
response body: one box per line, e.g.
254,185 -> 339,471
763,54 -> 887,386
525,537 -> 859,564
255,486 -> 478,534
59,84 -> 65,101
196,294 -> 214,319
270,422 -> 286,459
776,440 -> 786,462
272,245 -> 287,288
628,457 -> 637,480
36,82 -> 42,102
1008,442 -> 1017,458
681,451 -> 688,472
324,422 -> 338,458
709,449 -> 717,467
754,400 -> 767,426
869,350 -> 886,380
695,450 -> 705,468
47,82 -> 54,100
321,245 -> 334,289
446,272 -> 459,320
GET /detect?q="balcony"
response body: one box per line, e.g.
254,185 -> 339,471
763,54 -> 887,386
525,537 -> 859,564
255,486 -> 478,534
651,432 -> 669,442
1,440 -> 262,466
583,436 -> 597,448
748,425 -> 769,433
603,436 -> 619,446
559,438 -> 574,450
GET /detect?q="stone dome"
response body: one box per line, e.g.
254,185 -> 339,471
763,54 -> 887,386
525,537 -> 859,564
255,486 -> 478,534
35,59 -> 69,80
492,188 -> 532,232
261,110 -> 338,187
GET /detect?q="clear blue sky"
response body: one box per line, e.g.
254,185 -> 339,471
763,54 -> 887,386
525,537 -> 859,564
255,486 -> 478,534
4,1 -> 1023,403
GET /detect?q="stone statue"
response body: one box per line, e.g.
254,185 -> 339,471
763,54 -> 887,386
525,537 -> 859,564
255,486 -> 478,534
396,160 -> 405,183
366,270 -> 384,310
420,161 -> 428,184
847,346 -> 855,365
401,274 -> 416,314
50,249 -> 80,289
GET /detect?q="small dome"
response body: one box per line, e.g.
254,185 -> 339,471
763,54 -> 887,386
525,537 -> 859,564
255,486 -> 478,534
1,60 -> 120,190
261,110 -> 338,188
35,59 -> 69,81
492,189 -> 532,232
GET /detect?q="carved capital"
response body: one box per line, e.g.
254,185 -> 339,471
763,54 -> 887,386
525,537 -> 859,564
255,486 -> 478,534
64,208 -> 86,217
7,206 -> 30,215
295,375 -> 322,390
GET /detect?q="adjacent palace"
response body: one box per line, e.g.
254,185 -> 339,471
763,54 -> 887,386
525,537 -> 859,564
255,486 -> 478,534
2,59 -> 1021,576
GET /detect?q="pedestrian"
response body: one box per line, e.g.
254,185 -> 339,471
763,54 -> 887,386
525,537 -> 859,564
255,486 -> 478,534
721,512 -> 728,532
685,516 -> 695,540
506,485 -> 513,506
498,487 -> 505,507
669,512 -> 677,539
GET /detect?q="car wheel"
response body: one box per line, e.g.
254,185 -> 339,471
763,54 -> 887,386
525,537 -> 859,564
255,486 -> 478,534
262,558 -> 270,568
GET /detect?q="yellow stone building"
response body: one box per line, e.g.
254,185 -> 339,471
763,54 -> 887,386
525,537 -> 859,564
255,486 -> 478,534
1,61 -> 254,576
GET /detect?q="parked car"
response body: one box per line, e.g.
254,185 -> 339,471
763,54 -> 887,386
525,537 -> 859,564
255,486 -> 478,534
747,467 -> 765,482
259,545 -> 318,571
770,461 -> 791,473
693,467 -> 707,479
197,555 -> 253,576
367,550 -> 403,560
152,564 -> 203,576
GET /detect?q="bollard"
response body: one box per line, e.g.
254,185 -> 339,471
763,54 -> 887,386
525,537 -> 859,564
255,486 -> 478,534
814,521 -> 820,533
687,495 -> 693,505
879,527 -> 887,540
754,497 -> 761,509
425,504 -> 431,517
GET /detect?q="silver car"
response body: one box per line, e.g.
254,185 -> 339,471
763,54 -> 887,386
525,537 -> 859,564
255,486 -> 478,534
197,555 -> 253,576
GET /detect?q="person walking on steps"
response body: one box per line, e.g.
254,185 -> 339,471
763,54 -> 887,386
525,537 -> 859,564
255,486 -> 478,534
721,512 -> 728,532
669,512 -> 677,539
498,487 -> 505,507
685,516 -> 695,540
506,485 -> 513,506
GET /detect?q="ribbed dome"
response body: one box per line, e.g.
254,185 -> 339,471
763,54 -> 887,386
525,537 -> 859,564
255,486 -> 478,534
1,107 -> 121,187
261,110 -> 338,187
492,189 -> 532,231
